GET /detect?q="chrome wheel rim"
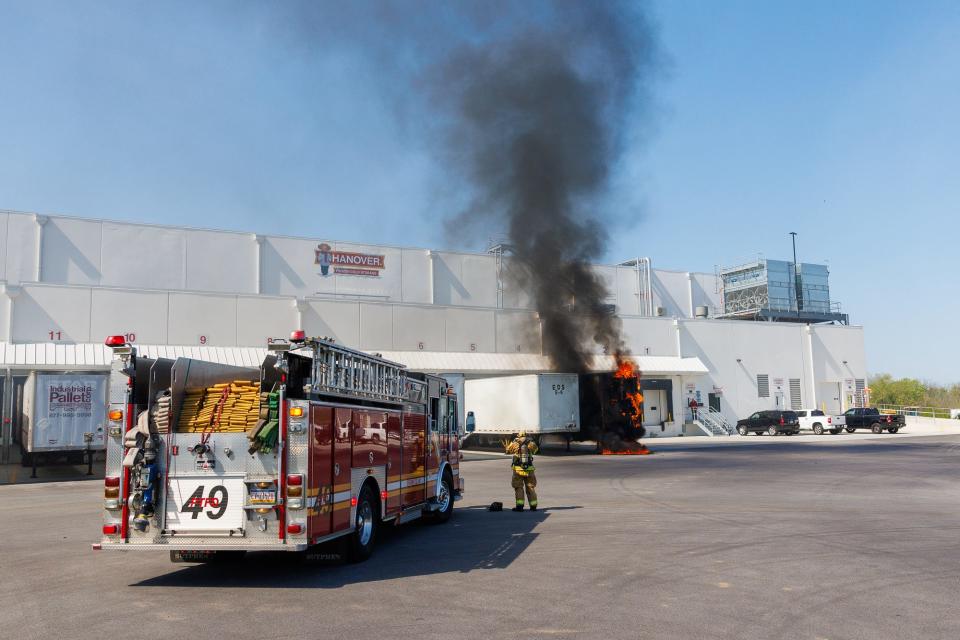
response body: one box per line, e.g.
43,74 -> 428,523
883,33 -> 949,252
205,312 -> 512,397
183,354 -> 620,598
437,480 -> 451,513
357,500 -> 373,546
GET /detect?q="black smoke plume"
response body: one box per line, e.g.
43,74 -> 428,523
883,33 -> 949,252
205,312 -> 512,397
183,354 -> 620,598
424,2 -> 658,372
252,1 -> 658,372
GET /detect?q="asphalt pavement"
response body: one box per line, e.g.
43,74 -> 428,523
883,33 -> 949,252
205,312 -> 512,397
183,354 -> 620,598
2,435 -> 959,640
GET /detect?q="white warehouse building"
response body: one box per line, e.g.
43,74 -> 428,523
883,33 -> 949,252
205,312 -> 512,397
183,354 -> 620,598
0,209 -> 866,460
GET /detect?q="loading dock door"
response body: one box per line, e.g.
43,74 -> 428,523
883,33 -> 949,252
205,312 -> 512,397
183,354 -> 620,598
642,390 -> 666,427
818,382 -> 842,414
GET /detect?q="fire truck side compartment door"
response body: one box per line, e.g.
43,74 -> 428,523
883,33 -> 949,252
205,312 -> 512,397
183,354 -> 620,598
332,408 -> 353,533
386,413 -> 402,517
310,405 -> 333,539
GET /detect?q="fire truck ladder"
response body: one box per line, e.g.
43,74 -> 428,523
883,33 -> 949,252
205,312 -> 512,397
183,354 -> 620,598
307,340 -> 407,403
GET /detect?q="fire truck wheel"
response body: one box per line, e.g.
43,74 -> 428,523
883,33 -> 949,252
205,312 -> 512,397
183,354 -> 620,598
348,485 -> 379,563
428,472 -> 454,524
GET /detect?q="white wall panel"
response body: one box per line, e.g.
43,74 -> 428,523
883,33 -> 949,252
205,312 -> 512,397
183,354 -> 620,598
495,311 -> 541,354
692,273 -> 721,311
359,303 -> 393,351
168,293 -> 238,346
810,325 -> 866,383
5,212 -> 38,284
445,308 -> 495,353
90,289 -> 168,345
0,212 -> 10,281
100,223 -> 185,290
400,249 -> 431,304
261,237 -> 402,301
621,317 -> 677,356
185,230 -> 257,293
303,300 -> 360,348
13,285 -> 91,343
393,306 -> 445,352
616,266 -> 641,316
651,270 -> 690,317
500,258 -> 534,310
41,217 -> 102,285
592,266 -> 619,309
457,254 -> 498,307
236,297 -> 298,346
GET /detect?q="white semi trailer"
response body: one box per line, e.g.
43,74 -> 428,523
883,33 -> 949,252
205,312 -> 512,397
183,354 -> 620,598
18,371 -> 109,470
462,373 -> 580,446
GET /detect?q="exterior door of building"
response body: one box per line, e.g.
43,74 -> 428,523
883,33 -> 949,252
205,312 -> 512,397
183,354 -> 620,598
818,381 -> 842,414
708,393 -> 720,413
774,391 -> 785,409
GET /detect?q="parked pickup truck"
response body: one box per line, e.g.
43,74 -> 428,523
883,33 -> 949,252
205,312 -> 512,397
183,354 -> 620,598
796,410 -> 846,435
842,407 -> 906,434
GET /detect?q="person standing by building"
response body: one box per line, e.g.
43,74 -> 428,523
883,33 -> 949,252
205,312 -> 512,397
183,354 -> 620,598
505,432 -> 538,511
689,396 -> 699,421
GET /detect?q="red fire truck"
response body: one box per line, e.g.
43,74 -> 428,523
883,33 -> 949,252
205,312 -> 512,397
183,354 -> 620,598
94,331 -> 464,562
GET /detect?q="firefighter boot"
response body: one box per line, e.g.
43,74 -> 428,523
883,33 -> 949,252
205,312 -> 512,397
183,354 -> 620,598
525,472 -> 538,511
511,472 -> 526,511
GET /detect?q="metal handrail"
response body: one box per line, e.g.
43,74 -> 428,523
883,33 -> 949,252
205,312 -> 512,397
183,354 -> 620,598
875,404 -> 958,420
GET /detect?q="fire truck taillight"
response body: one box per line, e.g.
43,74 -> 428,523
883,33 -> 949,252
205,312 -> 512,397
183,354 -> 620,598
104,476 -> 121,507
350,497 -> 358,507
380,490 -> 387,500
286,474 -> 304,508
105,335 -> 126,347
102,524 -> 120,535
108,410 -> 123,422
286,523 -> 304,535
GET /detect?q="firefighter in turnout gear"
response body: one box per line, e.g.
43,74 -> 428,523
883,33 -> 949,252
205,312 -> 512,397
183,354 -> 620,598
506,432 -> 538,511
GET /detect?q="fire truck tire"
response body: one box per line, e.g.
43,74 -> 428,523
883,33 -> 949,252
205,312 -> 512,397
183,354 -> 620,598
348,485 -> 379,563
427,472 -> 454,524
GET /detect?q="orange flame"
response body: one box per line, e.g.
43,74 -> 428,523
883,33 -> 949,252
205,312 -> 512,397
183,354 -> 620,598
614,355 -> 644,429
602,444 -> 652,455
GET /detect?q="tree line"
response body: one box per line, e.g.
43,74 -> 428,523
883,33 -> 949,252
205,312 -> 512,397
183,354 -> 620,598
869,374 -> 960,409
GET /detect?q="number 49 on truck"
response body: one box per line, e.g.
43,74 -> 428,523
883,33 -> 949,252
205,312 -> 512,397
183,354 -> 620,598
94,332 -> 464,562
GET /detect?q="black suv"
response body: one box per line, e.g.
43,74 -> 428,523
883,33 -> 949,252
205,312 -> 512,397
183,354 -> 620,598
735,410 -> 801,436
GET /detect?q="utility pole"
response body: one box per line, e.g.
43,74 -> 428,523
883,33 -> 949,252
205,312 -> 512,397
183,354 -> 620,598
789,232 -> 801,318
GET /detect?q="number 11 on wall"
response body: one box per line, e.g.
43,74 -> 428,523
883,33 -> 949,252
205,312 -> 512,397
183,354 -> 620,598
49,330 -> 62,341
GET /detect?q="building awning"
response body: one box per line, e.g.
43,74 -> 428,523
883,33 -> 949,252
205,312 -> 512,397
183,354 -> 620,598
0,343 -> 708,377
376,351 -> 709,376
0,343 -> 268,370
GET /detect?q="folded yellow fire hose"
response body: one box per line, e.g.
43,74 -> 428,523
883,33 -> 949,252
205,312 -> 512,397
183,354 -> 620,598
176,380 -> 261,433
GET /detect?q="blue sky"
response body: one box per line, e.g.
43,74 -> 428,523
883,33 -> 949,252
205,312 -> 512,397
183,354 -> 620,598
1,1 -> 958,382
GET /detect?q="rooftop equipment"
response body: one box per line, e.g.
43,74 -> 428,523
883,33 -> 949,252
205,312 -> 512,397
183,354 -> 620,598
717,258 -> 848,324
